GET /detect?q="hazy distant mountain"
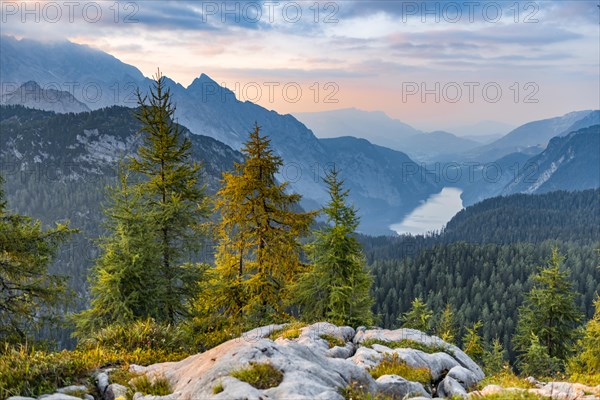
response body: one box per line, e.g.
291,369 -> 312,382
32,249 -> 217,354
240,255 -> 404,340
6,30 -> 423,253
461,133 -> 504,145
294,108 -> 422,143
448,120 -> 515,137
502,125 -> 599,195
461,151 -> 534,206
404,131 -> 480,161
294,108 -> 479,160
467,110 -> 596,161
2,81 -> 90,113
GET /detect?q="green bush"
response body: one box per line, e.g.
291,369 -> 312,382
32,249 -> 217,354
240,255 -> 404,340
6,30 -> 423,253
231,362 -> 284,389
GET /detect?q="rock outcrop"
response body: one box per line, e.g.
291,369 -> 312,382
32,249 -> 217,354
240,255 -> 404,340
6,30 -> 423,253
131,322 -> 485,399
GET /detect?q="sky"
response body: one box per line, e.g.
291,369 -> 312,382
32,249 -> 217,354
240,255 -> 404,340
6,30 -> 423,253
1,0 -> 599,131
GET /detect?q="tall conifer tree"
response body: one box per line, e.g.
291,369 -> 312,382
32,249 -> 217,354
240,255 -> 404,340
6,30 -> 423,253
513,248 -> 582,362
213,124 -> 315,324
292,167 -> 374,326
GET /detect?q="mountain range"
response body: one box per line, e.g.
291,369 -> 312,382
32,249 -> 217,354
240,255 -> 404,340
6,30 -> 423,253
1,35 -> 599,235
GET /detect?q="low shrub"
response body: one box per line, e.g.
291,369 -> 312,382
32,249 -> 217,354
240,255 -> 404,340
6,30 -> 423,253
568,372 -> 600,386
231,362 -> 284,389
79,319 -> 193,353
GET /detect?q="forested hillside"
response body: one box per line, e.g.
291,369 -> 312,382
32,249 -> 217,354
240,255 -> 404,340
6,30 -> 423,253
359,189 -> 600,359
370,242 -> 599,357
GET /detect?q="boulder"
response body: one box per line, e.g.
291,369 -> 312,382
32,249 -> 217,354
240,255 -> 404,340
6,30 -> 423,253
354,328 -> 484,381
106,383 -> 128,400
437,376 -> 468,398
376,375 -> 431,398
131,323 -> 485,399
37,394 -> 84,400
447,366 -> 479,391
6,397 -> 36,400
535,381 -> 600,400
129,364 -> 148,374
96,371 -> 110,395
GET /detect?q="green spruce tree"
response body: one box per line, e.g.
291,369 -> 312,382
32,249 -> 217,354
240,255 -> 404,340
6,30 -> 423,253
513,248 -> 582,363
129,72 -> 210,323
74,171 -> 164,335
400,297 -> 432,332
519,333 -> 561,377
292,167 -> 374,326
482,338 -> 508,376
0,174 -> 75,344
76,72 -> 210,333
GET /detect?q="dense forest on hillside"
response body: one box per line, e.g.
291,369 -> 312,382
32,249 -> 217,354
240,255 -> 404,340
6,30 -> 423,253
358,190 -> 600,359
370,242 -> 599,357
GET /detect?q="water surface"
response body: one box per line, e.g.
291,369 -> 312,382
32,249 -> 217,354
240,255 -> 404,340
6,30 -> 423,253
390,187 -> 463,235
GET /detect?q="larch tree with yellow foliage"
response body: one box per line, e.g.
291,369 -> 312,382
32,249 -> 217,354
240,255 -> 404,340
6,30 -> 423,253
211,124 -> 316,326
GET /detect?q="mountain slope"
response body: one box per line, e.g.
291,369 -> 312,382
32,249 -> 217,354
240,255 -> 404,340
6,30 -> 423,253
445,189 -> 600,245
320,137 -> 440,233
0,36 -> 146,109
468,110 -> 596,161
502,125 -> 600,195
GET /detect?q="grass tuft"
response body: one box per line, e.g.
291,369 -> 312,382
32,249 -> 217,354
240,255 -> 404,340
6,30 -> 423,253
320,334 -> 345,348
212,381 -> 224,394
268,322 -> 305,341
361,338 -> 446,354
479,372 -> 536,390
129,375 -> 171,396
368,353 -> 432,384
230,362 -> 284,389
